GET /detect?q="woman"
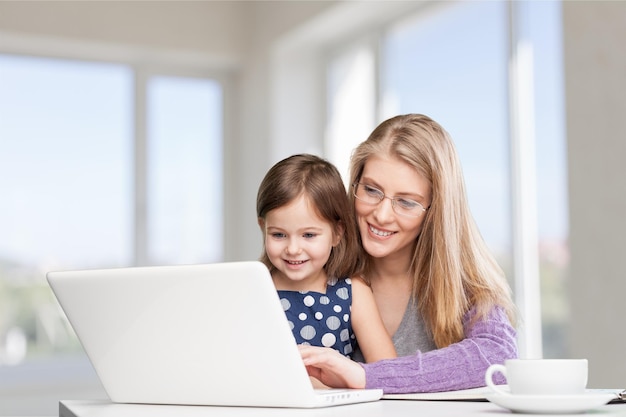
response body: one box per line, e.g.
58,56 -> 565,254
299,114 -> 518,393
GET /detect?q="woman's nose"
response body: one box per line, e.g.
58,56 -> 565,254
373,197 -> 396,223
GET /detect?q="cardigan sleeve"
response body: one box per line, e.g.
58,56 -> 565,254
362,305 -> 518,393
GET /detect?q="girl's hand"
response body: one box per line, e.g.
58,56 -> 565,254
298,345 -> 367,389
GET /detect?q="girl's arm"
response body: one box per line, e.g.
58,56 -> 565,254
350,277 -> 397,362
300,345 -> 366,389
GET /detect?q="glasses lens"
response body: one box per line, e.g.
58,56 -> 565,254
354,183 -> 381,204
392,198 -> 424,217
354,183 -> 425,217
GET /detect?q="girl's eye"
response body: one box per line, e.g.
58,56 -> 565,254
270,232 -> 286,239
303,233 -> 317,239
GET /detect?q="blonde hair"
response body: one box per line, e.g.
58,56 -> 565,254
349,114 -> 516,348
257,153 -> 360,279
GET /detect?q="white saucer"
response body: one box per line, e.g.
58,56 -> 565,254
485,392 -> 616,414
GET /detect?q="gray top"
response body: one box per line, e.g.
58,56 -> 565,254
391,299 -> 437,356
352,299 -> 436,362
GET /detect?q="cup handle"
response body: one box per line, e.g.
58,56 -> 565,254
485,364 -> 509,395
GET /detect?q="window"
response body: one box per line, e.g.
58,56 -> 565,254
381,0 -> 511,265
326,0 -> 567,358
0,55 -> 133,364
147,76 -> 223,265
0,54 -> 224,414
526,0 -> 568,359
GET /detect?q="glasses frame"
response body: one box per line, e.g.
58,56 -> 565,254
352,182 -> 428,218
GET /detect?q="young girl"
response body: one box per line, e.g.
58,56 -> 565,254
256,153 -> 396,363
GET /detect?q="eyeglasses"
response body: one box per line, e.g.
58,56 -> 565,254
352,183 -> 428,218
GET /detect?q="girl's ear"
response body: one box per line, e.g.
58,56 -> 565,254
257,218 -> 265,230
333,222 -> 345,247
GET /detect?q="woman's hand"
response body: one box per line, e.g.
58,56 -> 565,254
298,345 -> 367,389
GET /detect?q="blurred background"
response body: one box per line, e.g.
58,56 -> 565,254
0,1 -> 624,415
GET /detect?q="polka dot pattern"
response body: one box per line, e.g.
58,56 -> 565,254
278,277 -> 355,358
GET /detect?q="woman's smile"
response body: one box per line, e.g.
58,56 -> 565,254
368,223 -> 395,238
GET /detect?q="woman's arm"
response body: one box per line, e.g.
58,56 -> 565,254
362,305 -> 517,393
350,277 -> 397,362
300,305 -> 516,393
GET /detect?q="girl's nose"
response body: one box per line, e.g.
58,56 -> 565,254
286,238 -> 302,254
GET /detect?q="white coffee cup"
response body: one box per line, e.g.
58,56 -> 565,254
485,359 -> 588,396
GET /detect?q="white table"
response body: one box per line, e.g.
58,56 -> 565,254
60,399 -> 626,417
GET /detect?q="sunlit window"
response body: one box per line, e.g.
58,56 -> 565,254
0,55 -> 224,367
382,1 -> 511,265
326,1 -> 567,358
0,55 -> 133,365
526,0 -> 568,359
147,76 -> 223,265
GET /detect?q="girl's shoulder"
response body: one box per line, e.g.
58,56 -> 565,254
341,276 -> 373,302
324,276 -> 353,302
326,276 -> 352,288
327,276 -> 371,294
343,275 -> 369,290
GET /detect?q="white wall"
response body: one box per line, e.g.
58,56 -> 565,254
563,0 -> 626,388
0,1 -> 246,67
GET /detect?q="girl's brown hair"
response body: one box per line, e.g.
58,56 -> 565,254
257,154 -> 359,279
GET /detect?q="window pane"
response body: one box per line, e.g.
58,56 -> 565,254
147,76 -> 223,265
528,0 -> 569,358
0,54 -> 132,361
381,1 -> 512,273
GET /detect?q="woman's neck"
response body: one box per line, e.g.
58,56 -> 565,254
369,254 -> 412,285
367,254 -> 414,337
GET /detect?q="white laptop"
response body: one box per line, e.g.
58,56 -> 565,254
47,261 -> 383,408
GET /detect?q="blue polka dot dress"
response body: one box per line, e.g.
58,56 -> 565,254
278,277 -> 356,358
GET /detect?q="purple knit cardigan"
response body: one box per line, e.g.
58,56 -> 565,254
363,305 -> 517,393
